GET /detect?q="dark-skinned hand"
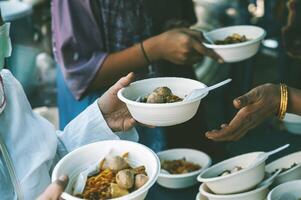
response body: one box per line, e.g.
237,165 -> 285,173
206,84 -> 280,141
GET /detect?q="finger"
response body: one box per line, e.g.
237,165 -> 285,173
109,72 -> 135,95
37,175 -> 68,200
183,29 -> 203,41
123,118 -> 137,131
190,38 -> 224,63
233,88 -> 259,109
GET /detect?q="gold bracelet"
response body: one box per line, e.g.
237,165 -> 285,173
278,84 -> 288,120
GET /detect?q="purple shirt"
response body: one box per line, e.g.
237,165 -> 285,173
52,0 -> 152,100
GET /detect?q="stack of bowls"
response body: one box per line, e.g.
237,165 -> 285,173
196,152 -> 272,200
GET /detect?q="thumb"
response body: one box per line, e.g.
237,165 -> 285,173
109,72 -> 135,95
37,175 -> 69,200
233,88 -> 259,109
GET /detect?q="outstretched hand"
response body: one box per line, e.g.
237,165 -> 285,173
205,84 -> 280,141
98,73 -> 136,132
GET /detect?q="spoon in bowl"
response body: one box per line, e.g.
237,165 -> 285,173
256,169 -> 281,188
248,144 -> 290,169
183,79 -> 232,102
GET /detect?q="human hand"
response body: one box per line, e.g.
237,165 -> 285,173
205,84 -> 280,141
36,175 -> 68,200
154,28 -> 223,65
98,73 -> 136,132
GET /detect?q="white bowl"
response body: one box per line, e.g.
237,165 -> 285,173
51,140 -> 160,200
266,151 -> 301,186
283,113 -> 301,135
199,181 -> 271,200
157,149 -> 212,189
197,152 -> 265,195
117,77 -> 208,126
204,25 -> 266,62
267,180 -> 301,200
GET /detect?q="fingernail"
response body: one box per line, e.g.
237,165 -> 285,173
59,175 -> 68,182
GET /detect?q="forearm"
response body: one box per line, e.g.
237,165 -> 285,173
287,87 -> 301,115
89,36 -> 162,90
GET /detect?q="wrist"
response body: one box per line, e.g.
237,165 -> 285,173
143,35 -> 163,61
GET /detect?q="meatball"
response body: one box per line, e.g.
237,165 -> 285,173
116,169 -> 135,189
102,156 -> 129,171
134,174 -> 149,189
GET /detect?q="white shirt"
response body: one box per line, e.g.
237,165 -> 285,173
0,69 -> 138,200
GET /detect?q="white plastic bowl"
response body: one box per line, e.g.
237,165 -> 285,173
51,140 -> 160,200
157,149 -> 211,189
197,152 -> 265,195
117,77 -> 208,126
266,151 -> 301,186
267,180 -> 301,200
199,181 -> 271,200
204,25 -> 266,63
283,113 -> 301,135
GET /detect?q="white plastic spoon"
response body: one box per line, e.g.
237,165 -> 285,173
248,144 -> 290,169
184,79 -> 232,102
256,169 -> 281,188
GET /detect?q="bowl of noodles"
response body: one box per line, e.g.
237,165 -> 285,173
52,140 -> 160,200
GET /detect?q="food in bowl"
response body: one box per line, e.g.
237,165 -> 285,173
271,162 -> 299,175
219,166 -> 243,177
161,158 -> 201,174
73,152 -> 149,200
214,33 -> 248,45
138,87 -> 183,104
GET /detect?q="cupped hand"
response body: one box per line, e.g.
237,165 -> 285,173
205,84 -> 280,141
98,73 -> 136,132
156,28 -> 223,65
36,175 -> 68,200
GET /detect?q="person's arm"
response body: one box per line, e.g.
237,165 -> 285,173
52,1 -> 222,100
205,84 -> 301,141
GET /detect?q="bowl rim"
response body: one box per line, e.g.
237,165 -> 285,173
283,113 -> 301,123
199,181 -> 271,198
51,140 -> 161,200
197,151 -> 265,183
266,151 -> 301,177
157,148 -> 212,178
203,25 -> 266,49
117,77 -> 208,108
267,180 -> 301,200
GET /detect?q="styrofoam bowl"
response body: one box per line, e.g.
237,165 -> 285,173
203,25 -> 266,63
266,151 -> 301,186
197,152 -> 266,195
51,140 -> 160,200
117,77 -> 208,126
157,149 -> 211,189
267,180 -> 301,200
199,181 -> 271,200
283,113 -> 301,135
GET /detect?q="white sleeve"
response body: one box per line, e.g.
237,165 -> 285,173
56,100 -> 138,157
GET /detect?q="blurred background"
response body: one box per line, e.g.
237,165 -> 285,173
2,0 -> 301,162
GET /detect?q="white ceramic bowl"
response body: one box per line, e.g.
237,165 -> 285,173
52,140 -> 160,200
204,25 -> 266,62
197,152 -> 265,195
199,181 -> 272,200
157,149 -> 211,189
283,113 -> 301,135
266,151 -> 301,186
117,77 -> 208,126
267,180 -> 301,200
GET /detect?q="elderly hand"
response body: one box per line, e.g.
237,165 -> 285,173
98,73 -> 136,132
206,84 -> 280,141
36,175 -> 68,200
154,28 -> 223,65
